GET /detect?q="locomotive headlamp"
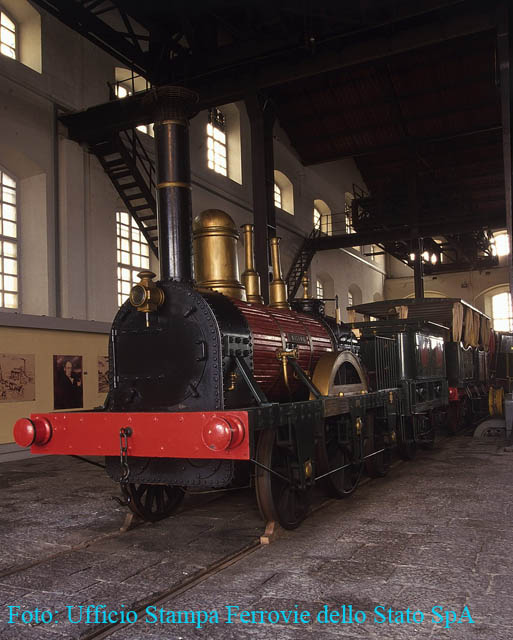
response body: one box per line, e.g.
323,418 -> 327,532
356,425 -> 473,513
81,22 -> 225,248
129,270 -> 164,316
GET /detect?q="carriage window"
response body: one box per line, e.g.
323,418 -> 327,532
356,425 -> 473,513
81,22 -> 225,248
0,169 -> 18,309
207,107 -> 227,176
492,292 -> 513,331
116,211 -> 150,307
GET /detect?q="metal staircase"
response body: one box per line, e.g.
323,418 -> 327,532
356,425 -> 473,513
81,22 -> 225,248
285,225 -> 322,301
90,129 -> 159,257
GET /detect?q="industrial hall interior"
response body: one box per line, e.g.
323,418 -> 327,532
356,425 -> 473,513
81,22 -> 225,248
1,0 -> 513,639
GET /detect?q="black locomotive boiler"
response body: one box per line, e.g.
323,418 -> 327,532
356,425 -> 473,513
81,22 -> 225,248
13,87 -> 439,529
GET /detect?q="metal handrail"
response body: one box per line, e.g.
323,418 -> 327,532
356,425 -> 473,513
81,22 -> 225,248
119,128 -> 155,195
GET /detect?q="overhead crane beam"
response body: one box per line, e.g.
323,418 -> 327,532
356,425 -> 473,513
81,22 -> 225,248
311,216 -> 506,252
57,2 -> 496,143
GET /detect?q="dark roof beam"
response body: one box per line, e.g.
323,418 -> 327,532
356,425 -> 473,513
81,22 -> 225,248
312,215 -> 505,251
190,1 -> 496,110
308,125 -> 502,164
296,98 -> 499,145
280,71 -> 495,126
31,0 -> 149,76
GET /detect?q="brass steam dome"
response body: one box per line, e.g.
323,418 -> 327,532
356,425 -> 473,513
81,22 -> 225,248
193,209 -> 246,300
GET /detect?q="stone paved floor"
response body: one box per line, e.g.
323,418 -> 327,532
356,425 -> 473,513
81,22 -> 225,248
1,434 -> 513,639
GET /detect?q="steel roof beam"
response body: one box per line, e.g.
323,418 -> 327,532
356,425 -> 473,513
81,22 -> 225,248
30,0 -> 149,76
312,216 -> 506,250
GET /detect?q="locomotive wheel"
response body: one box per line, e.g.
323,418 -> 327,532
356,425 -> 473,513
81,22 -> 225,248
122,483 -> 185,522
364,412 -> 390,478
255,429 -> 310,530
397,417 -> 417,461
317,418 -> 363,498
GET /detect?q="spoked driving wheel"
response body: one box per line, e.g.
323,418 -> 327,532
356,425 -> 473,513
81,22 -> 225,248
122,483 -> 185,522
255,429 -> 310,530
317,417 -> 363,498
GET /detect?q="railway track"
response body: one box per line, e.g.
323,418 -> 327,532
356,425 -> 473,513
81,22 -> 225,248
0,483 -> 247,582
2,430 -> 473,639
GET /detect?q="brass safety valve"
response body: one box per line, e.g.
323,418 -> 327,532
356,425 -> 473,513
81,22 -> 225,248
129,270 -> 164,313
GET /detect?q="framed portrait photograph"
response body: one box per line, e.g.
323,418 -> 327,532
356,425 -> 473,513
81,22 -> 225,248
53,355 -> 83,410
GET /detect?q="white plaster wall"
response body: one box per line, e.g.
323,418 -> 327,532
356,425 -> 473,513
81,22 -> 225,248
19,173 -> 49,315
0,4 -> 386,328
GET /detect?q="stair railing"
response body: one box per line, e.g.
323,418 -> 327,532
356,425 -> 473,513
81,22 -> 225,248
119,128 -> 156,196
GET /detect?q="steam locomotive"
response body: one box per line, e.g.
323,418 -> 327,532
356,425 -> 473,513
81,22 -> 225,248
12,87 -> 486,530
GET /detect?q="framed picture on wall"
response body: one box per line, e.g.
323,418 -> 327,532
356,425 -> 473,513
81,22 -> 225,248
53,355 -> 83,410
98,355 -> 109,393
0,354 -> 35,403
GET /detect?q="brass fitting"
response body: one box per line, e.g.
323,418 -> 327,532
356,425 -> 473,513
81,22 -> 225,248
269,237 -> 290,309
355,416 -> 363,435
302,274 -> 310,299
192,209 -> 246,300
276,347 -> 298,391
129,270 -> 164,313
241,224 -> 264,304
304,459 -> 313,479
227,371 -> 237,392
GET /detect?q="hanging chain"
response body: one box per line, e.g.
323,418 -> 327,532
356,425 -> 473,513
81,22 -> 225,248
119,427 -> 132,484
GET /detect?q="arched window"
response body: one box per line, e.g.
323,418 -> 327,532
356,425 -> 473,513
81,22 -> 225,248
491,291 -> 513,331
316,272 -> 335,315
348,284 -> 362,306
0,167 -> 18,309
274,170 -> 294,215
313,199 -> 332,235
0,2 -> 41,72
0,9 -> 16,59
116,211 -> 150,307
313,206 -> 321,230
204,103 -> 242,183
207,107 -> 227,177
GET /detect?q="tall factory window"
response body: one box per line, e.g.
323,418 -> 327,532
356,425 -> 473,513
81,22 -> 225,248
0,168 -> 18,309
207,107 -> 227,176
0,10 -> 16,59
491,292 -> 513,331
314,199 -> 332,235
116,212 -> 150,307
274,182 -> 282,209
316,280 -> 324,299
273,170 -> 294,214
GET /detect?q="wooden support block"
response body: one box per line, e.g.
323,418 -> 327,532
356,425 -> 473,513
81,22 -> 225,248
260,520 -> 281,545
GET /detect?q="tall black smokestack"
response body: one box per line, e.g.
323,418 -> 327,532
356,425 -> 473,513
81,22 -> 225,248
152,87 -> 198,282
